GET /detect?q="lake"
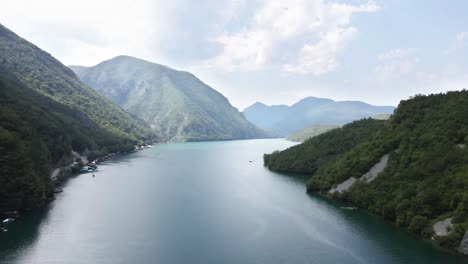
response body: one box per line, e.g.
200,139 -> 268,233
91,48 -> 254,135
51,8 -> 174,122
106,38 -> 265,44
0,139 -> 467,264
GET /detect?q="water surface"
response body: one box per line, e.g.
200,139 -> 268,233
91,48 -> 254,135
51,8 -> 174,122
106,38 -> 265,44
0,139 -> 467,264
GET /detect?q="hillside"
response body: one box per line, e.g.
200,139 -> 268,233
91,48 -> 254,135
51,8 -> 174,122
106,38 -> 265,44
264,91 -> 468,253
0,24 -> 155,143
286,124 -> 340,142
70,56 -> 269,141
265,119 -> 384,175
244,97 -> 395,136
0,74 -> 138,212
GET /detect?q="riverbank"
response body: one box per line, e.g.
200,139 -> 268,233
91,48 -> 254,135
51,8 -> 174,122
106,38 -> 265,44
1,139 -> 466,264
0,144 -> 155,229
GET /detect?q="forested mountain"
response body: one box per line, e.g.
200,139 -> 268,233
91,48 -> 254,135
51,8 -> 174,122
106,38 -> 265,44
244,97 -> 395,136
70,56 -> 269,141
264,91 -> 468,253
0,24 -> 154,142
0,24 -> 156,212
0,74 -> 139,212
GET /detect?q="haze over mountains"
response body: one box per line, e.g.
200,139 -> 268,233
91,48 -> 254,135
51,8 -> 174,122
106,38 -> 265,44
244,97 -> 396,136
70,56 -> 269,141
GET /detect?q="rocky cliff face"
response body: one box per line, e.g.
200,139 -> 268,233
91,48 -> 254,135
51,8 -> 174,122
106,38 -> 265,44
459,232 -> 468,255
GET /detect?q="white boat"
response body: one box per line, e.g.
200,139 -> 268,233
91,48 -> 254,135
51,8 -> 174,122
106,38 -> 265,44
2,218 -> 14,224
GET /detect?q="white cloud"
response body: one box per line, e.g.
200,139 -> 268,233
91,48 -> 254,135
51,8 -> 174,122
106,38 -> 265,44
374,58 -> 419,81
0,0 -> 162,66
456,32 -> 468,41
378,48 -> 418,60
205,0 -> 379,74
374,48 -> 419,82
284,27 -> 357,75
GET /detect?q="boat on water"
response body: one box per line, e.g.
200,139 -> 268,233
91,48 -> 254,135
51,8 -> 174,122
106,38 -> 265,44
2,218 -> 15,224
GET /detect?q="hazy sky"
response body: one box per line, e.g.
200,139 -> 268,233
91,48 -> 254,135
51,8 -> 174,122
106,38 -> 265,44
1,0 -> 468,109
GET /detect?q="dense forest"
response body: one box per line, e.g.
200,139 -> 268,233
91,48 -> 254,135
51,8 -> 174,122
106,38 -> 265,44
0,74 -> 142,212
264,91 -> 468,253
0,23 -> 158,213
264,119 -> 385,174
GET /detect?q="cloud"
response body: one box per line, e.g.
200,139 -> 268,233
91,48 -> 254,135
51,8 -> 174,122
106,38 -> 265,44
374,58 -> 419,81
456,32 -> 468,42
284,27 -> 357,75
378,48 -> 418,60
374,48 -> 419,82
204,0 -> 379,75
0,0 -> 159,66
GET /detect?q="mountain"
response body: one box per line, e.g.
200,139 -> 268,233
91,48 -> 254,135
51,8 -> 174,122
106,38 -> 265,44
243,97 -> 395,136
0,74 -> 142,211
264,91 -> 468,254
70,56 -> 269,141
0,23 -> 156,211
286,124 -> 341,142
0,24 -> 154,143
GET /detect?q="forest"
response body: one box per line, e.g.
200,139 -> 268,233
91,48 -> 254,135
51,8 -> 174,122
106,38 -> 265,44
0,74 -> 143,212
265,91 -> 468,252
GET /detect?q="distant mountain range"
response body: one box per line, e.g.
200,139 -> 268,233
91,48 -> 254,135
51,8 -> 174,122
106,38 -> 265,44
243,97 -> 396,136
70,56 -> 269,141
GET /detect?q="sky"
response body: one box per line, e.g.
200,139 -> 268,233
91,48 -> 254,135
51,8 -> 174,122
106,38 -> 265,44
1,0 -> 468,110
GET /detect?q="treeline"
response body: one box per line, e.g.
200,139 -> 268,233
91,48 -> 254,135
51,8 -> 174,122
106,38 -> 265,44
264,91 -> 468,252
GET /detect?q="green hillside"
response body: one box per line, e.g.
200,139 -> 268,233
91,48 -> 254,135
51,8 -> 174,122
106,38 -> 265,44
70,56 -> 269,141
0,24 -> 155,143
286,124 -> 340,142
264,91 -> 468,253
265,119 -> 384,175
0,75 -> 138,212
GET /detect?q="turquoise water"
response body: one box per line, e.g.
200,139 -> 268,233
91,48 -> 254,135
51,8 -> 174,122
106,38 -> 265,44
0,139 -> 467,264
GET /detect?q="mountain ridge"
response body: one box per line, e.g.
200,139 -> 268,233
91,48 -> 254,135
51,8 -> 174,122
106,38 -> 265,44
70,56 -> 270,141
243,97 -> 395,136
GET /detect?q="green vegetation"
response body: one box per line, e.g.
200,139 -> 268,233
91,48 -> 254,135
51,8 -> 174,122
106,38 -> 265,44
0,24 -> 155,143
265,119 -> 384,175
0,75 -> 138,212
264,91 -> 468,253
0,23 -> 157,212
286,124 -> 340,142
70,56 -> 269,141
244,97 -> 395,136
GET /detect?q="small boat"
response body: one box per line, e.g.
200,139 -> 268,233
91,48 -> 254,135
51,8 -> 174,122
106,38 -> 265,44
53,188 -> 63,194
0,226 -> 7,232
2,218 -> 15,224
